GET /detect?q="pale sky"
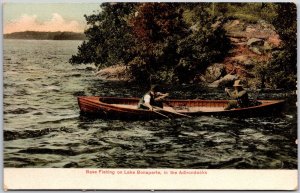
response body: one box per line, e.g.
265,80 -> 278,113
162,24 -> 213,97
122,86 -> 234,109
3,3 -> 101,34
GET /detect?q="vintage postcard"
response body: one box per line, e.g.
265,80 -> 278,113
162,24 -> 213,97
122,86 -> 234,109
2,1 -> 298,190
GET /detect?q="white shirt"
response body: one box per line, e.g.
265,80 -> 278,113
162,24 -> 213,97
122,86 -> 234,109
144,94 -> 151,103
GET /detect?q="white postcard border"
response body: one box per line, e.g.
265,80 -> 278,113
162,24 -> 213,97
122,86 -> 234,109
3,168 -> 298,190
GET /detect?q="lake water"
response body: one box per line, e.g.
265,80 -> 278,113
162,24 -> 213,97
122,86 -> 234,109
3,39 -> 297,168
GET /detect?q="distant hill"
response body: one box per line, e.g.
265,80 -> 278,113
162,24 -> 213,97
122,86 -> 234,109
4,31 -> 86,40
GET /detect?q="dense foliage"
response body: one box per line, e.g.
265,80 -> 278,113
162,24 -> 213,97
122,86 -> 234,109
70,3 -> 231,84
211,3 -> 277,23
252,3 -> 297,89
175,4 -> 230,83
70,2 -> 297,89
266,3 -> 297,89
70,3 -> 136,67
128,3 -> 188,83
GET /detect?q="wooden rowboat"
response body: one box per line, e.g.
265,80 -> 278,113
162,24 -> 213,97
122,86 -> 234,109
77,96 -> 285,119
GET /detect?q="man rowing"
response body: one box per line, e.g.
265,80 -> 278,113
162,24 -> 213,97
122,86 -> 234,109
138,85 -> 169,110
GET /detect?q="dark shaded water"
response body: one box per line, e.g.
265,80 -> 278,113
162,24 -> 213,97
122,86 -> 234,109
3,40 -> 297,168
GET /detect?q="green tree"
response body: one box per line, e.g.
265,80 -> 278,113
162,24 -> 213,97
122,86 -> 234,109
266,3 -> 297,89
128,3 -> 188,84
70,3 -> 136,68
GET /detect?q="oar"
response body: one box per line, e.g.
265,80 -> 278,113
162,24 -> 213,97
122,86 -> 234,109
153,106 -> 192,118
152,109 -> 171,119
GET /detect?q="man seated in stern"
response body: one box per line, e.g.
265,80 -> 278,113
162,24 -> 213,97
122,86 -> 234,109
224,80 -> 250,110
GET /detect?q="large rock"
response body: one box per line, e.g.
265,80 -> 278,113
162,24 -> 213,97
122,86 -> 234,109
247,38 -> 265,55
250,47 -> 262,55
247,38 -> 264,47
224,20 -> 244,32
203,63 -> 225,83
267,34 -> 281,47
208,74 -> 237,88
231,55 -> 247,63
96,64 -> 130,81
227,20 -> 279,40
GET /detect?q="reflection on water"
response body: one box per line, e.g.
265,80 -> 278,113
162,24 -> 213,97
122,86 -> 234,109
3,40 -> 297,168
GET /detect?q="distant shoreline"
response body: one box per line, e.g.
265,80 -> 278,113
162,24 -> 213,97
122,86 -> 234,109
4,31 -> 86,40
4,39 -> 85,41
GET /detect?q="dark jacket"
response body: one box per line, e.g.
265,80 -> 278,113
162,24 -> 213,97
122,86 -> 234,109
230,89 -> 250,107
